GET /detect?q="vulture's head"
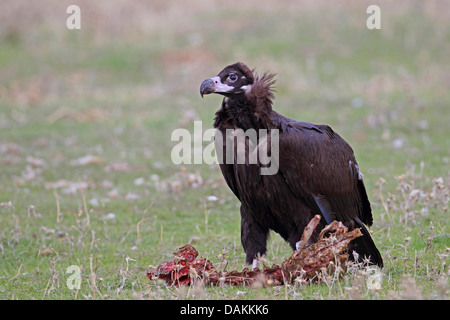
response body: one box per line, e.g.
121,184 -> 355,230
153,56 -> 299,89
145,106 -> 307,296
200,62 -> 255,98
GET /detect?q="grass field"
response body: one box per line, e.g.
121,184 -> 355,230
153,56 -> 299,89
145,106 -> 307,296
0,0 -> 449,299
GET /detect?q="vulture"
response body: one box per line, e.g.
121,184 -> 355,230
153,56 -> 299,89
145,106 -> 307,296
200,62 -> 383,268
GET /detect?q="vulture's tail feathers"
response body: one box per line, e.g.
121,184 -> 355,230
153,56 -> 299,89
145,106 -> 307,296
349,218 -> 383,268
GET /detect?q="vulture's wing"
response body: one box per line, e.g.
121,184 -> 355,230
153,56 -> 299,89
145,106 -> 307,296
275,120 -> 373,226
218,161 -> 241,201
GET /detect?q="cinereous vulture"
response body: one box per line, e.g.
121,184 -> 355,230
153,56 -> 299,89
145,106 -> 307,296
200,62 -> 383,268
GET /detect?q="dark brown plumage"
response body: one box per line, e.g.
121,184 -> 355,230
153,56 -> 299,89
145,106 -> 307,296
200,62 -> 383,267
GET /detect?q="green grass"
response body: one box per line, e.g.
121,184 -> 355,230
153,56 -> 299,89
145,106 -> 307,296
0,1 -> 448,300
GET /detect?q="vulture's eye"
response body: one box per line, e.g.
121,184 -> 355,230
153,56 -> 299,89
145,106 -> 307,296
228,73 -> 238,82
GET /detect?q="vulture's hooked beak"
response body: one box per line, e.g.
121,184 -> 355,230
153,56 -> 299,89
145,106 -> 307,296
200,76 -> 234,98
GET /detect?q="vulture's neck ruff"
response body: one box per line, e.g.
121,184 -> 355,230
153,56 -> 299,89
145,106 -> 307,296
218,73 -> 277,131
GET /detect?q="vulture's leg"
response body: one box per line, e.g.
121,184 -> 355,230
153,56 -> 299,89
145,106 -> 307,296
252,258 -> 259,270
240,209 -> 269,266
